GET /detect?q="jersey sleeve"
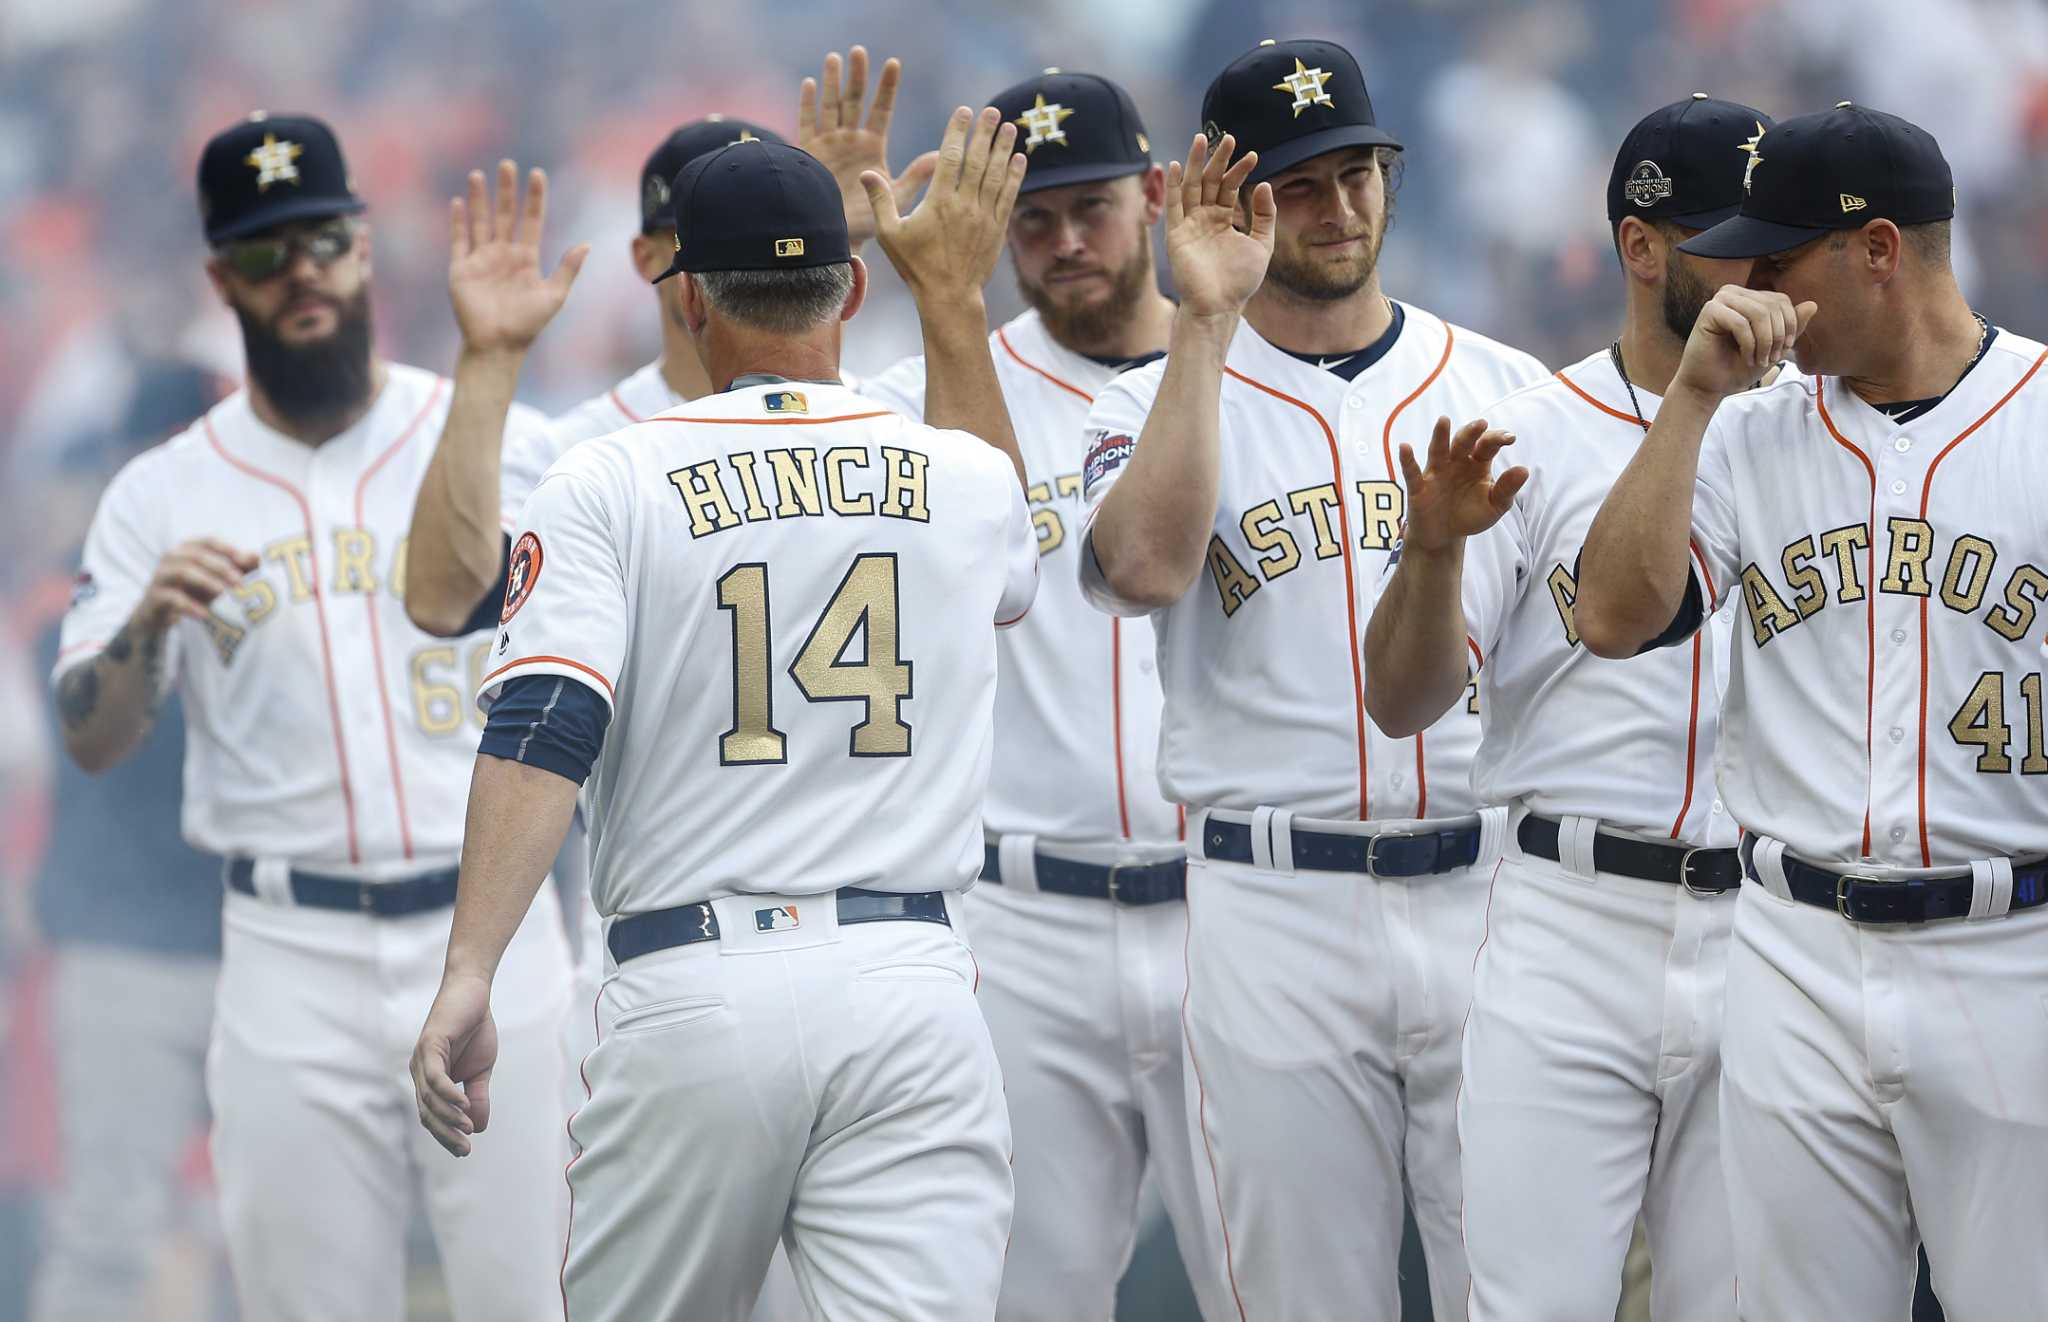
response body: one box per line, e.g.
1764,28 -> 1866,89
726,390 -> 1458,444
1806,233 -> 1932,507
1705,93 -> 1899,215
996,473 -> 1039,629
1459,500 -> 1529,665
477,463 -> 629,717
1688,417 -> 1740,611
499,416 -> 570,535
53,449 -> 180,691
1075,369 -> 1158,617
859,353 -> 928,422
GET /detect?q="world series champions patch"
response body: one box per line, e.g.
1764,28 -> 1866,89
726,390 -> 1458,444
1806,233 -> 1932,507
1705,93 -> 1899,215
501,531 -> 543,623
1082,430 -> 1136,497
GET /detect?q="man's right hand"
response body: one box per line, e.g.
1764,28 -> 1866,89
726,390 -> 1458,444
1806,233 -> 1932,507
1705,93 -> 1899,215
1397,416 -> 1526,554
135,538 -> 259,635
1166,133 -> 1275,320
1673,285 -> 1817,401
862,106 -> 1024,308
448,160 -> 590,359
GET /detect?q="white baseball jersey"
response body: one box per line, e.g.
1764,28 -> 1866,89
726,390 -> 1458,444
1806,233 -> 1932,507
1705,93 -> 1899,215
1460,348 -> 1738,846
56,363 -> 549,868
500,361 -> 681,533
1079,303 -> 1547,820
863,308 -> 1177,847
1683,328 -> 2048,866
480,378 -> 1038,916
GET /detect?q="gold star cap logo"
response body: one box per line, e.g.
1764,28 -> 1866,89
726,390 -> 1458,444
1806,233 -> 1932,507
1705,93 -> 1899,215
1273,58 -> 1336,117
244,133 -> 304,192
1015,93 -> 1076,153
1738,121 -> 1766,194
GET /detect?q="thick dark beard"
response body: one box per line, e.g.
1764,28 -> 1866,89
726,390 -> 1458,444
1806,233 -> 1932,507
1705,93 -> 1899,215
1016,224 -> 1152,352
235,285 -> 374,431
1266,220 -> 1386,303
1662,257 -> 1715,341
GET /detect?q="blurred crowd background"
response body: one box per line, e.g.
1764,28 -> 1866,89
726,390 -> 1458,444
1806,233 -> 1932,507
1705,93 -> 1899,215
2,0 -> 2045,1316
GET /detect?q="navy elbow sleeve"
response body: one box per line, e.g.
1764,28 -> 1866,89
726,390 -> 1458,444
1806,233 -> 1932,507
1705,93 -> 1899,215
479,673 -> 611,784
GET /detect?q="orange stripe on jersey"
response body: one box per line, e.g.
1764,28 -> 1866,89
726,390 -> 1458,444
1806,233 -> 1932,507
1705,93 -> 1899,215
1909,344 -> 2048,865
482,654 -> 616,698
1223,366 -> 1370,819
609,387 -> 644,425
646,410 -> 896,427
997,326 -> 1095,404
204,416 -> 362,865
1814,381 -> 1882,859
1554,368 -> 1648,430
354,375 -> 447,862
1384,323 -> 1456,819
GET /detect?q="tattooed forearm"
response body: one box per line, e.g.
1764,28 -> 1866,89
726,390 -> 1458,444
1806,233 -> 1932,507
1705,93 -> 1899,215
57,622 -> 166,745
57,663 -> 100,732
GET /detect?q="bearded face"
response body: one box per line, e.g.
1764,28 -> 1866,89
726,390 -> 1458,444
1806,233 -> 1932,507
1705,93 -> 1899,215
1260,147 -> 1395,305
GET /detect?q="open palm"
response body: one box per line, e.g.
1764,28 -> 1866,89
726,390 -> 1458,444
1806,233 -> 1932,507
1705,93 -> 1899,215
799,47 -> 939,249
448,160 -> 588,355
1397,416 -> 1528,553
1165,133 -> 1275,318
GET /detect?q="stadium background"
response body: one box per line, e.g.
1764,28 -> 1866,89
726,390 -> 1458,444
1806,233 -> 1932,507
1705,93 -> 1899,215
1,0 -> 2043,1316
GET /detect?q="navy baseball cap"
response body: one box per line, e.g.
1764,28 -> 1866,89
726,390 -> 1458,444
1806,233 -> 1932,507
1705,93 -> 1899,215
1680,103 -> 1956,259
198,113 -> 365,244
1608,94 -> 1774,230
1200,38 -> 1401,185
653,140 -> 851,281
990,69 -> 1152,194
640,116 -> 786,233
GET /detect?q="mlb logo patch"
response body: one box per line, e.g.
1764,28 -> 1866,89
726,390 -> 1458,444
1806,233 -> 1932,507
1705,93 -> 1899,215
765,391 -> 808,414
755,905 -> 801,932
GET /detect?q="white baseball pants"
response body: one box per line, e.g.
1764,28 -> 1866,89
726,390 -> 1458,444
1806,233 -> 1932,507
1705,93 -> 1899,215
561,892 -> 1012,1322
1179,810 -> 1503,1322
1720,873 -> 2048,1320
207,883 -> 572,1322
1459,842 -> 1736,1322
965,875 -> 1232,1321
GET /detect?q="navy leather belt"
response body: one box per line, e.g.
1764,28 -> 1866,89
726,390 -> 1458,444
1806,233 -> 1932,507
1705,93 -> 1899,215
980,845 -> 1185,906
1199,816 -> 1480,878
1741,837 -> 2048,924
1518,814 -> 1739,893
607,888 -> 952,965
223,859 -> 458,916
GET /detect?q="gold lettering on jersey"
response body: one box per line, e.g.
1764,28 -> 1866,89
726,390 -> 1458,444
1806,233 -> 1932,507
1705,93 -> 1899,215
879,446 -> 930,522
265,534 -> 316,603
1027,480 -> 1063,555
1987,564 -> 2048,641
332,528 -> 378,594
1287,484 -> 1344,559
1240,499 -> 1302,578
390,536 -> 409,601
1817,523 -> 1869,603
1740,562 -> 1799,646
1546,563 -> 1581,646
1880,517 -> 1934,596
1354,481 -> 1403,550
203,610 -> 247,665
768,447 -> 824,518
669,460 -> 743,536
729,451 -> 771,522
231,576 -> 278,625
1207,535 -> 1260,616
824,447 -> 875,516
1940,535 -> 1996,613
1779,533 -> 1827,619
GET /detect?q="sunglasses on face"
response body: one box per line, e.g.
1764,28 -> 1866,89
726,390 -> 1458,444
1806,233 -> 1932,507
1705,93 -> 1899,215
217,219 -> 357,281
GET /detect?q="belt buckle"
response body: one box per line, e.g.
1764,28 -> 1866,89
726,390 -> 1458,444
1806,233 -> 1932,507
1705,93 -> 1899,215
1679,848 -> 1719,896
1364,830 -> 1414,879
358,883 -> 378,915
1833,872 -> 1896,923
1105,862 -> 1124,904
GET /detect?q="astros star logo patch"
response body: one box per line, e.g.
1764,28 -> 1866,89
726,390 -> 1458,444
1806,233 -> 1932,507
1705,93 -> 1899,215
244,134 -> 304,192
1738,122 -> 1766,194
1015,94 -> 1076,152
1273,58 -> 1335,116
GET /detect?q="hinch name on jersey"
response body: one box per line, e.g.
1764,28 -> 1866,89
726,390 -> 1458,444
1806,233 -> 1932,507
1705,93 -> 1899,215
1205,480 -> 1407,617
1738,518 -> 2047,648
666,445 -> 932,539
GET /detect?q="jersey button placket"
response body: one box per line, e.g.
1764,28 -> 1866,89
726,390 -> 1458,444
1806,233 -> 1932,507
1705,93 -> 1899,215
1868,443 -> 1925,860
311,445 -> 376,862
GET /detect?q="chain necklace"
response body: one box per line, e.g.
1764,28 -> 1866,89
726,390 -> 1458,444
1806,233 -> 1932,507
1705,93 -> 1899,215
1607,340 -> 1651,431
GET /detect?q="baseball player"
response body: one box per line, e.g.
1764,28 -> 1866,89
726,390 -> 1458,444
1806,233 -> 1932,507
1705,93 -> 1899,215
411,120 -> 1035,1322
862,69 -> 1233,1322
51,113 -> 572,1321
1362,95 -> 1775,1321
1078,39 -> 1546,1319
1575,104 -> 2048,1318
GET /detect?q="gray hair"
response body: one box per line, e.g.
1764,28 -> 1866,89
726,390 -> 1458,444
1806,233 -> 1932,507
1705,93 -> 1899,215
692,263 -> 856,334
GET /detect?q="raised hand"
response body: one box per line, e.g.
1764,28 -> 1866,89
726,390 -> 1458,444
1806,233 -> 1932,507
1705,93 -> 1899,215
1165,133 -> 1275,319
1673,285 -> 1817,401
799,47 -> 940,249
447,160 -> 590,358
137,538 -> 260,635
411,971 -> 497,1158
861,106 -> 1025,306
1397,417 -> 1527,554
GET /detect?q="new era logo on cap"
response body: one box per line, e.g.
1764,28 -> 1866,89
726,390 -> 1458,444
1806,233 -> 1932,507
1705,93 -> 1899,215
1841,193 -> 1867,212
